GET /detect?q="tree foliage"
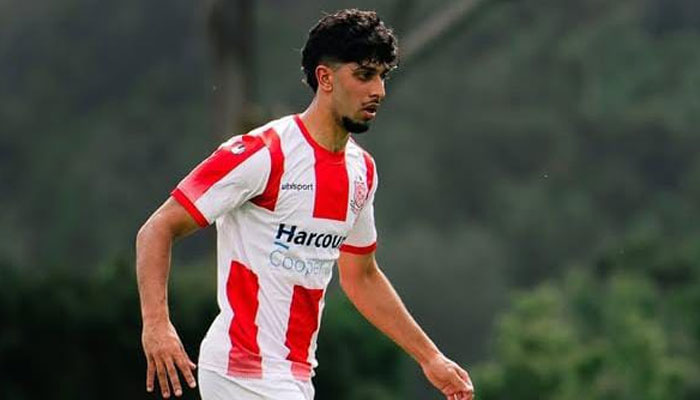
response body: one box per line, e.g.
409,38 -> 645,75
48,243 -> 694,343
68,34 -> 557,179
0,260 -> 403,399
475,234 -> 700,400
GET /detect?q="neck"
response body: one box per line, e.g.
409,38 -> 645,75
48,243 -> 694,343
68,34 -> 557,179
299,97 -> 349,153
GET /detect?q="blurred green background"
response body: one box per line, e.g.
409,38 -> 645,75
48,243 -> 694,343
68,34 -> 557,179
2,0 -> 700,399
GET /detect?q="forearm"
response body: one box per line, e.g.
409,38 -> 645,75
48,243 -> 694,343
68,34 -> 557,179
136,218 -> 175,325
341,263 -> 441,365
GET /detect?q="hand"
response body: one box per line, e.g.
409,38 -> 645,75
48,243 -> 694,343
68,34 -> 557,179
142,320 -> 197,398
421,353 -> 474,400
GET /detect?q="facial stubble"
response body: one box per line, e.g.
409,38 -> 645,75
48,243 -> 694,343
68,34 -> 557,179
341,116 -> 371,134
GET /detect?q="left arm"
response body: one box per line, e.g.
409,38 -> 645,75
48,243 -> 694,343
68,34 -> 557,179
337,251 -> 474,400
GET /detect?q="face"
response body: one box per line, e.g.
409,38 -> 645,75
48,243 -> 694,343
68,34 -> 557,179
321,61 -> 390,134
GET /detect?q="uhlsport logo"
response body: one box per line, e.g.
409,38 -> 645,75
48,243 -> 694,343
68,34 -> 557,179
224,137 -> 246,154
349,176 -> 368,214
281,182 -> 314,191
230,143 -> 246,154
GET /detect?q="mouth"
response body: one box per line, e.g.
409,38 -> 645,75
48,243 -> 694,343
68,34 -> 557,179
360,103 -> 380,118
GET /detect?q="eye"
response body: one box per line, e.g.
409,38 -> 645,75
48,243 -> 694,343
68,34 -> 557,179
356,71 -> 373,81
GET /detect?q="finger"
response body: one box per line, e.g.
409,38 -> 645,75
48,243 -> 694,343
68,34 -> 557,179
165,357 -> 183,397
146,356 -> 156,392
444,386 -> 461,397
464,388 -> 475,400
155,358 -> 171,398
175,354 -> 197,389
457,369 -> 472,391
179,344 -> 197,370
456,367 -> 473,387
449,374 -> 469,392
453,393 -> 467,400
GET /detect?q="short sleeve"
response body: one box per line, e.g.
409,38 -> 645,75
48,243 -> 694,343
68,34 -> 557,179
171,134 -> 270,227
340,157 -> 378,254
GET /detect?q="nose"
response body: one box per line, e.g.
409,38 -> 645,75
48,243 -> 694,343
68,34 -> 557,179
371,75 -> 386,101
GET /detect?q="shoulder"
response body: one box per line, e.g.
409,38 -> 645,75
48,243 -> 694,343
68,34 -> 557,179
220,115 -> 295,142
246,115 -> 297,141
218,115 -> 297,155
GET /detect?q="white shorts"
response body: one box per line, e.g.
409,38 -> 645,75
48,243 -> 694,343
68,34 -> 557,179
198,368 -> 315,400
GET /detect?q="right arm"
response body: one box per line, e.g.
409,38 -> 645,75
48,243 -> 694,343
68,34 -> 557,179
138,133 -> 270,397
136,197 -> 200,398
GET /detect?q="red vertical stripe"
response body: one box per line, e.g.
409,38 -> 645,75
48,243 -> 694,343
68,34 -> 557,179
362,152 -> 375,194
177,135 -> 265,202
252,128 -> 284,211
313,153 -> 349,220
226,261 -> 263,378
285,286 -> 324,380
294,115 -> 349,221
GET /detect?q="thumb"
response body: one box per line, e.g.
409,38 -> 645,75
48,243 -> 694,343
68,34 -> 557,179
181,347 -> 197,369
185,352 -> 197,369
179,343 -> 197,369
452,372 -> 470,391
456,368 -> 473,389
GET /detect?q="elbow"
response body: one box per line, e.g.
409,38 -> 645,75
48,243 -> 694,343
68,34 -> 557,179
136,212 -> 179,255
339,275 -> 358,299
339,268 -> 373,298
134,223 -> 151,269
339,273 -> 351,292
338,254 -> 378,297
338,268 -> 359,297
136,216 -> 164,254
135,219 -> 152,249
136,208 -> 171,245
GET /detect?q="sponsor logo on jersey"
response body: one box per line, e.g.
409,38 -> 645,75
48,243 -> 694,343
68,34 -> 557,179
275,223 -> 346,249
268,247 -> 334,278
281,182 -> 314,191
268,224 -> 340,277
349,176 -> 368,214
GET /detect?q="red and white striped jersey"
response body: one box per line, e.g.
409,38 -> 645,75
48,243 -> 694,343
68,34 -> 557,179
171,114 -> 378,382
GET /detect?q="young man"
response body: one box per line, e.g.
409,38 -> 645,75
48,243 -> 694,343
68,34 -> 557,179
136,9 -> 474,400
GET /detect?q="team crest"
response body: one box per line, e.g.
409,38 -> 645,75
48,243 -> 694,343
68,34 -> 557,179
349,176 -> 368,214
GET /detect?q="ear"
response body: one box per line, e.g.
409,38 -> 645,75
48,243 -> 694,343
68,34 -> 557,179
315,64 -> 334,93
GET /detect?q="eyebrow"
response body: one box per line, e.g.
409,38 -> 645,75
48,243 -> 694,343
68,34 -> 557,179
353,65 -> 378,73
353,64 -> 391,76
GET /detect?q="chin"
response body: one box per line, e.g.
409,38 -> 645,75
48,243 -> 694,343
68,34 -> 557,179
341,116 -> 371,134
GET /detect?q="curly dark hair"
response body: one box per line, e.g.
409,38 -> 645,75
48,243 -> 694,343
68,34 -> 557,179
301,9 -> 399,92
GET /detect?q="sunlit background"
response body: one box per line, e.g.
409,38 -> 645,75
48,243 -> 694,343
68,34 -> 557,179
3,0 -> 700,399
